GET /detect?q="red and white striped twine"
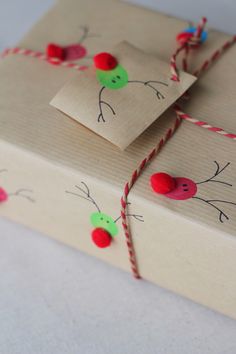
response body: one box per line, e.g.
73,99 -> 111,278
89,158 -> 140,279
121,117 -> 181,278
1,47 -> 88,71
121,19 -> 236,279
170,17 -> 207,81
1,21 -> 236,278
174,104 -> 236,141
173,33 -> 236,143
193,34 -> 236,77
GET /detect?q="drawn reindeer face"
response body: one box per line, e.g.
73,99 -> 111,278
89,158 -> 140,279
0,169 -> 35,203
97,64 -> 129,90
165,177 -> 198,200
94,52 -> 168,122
151,161 -> 236,223
48,25 -> 99,62
64,25 -> 99,61
90,212 -> 119,236
66,181 -> 143,248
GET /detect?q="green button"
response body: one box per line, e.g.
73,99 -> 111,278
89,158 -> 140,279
90,212 -> 118,236
96,65 -> 128,90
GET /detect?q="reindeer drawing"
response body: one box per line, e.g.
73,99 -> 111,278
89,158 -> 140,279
66,181 -> 144,248
93,52 -> 168,122
0,169 -> 35,203
151,161 -> 236,223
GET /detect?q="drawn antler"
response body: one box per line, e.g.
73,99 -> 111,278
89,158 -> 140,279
0,170 -> 34,202
193,161 -> 236,222
114,213 -> 144,223
97,86 -> 116,122
79,25 -> 100,43
8,188 -> 35,203
193,196 -> 236,223
196,161 -> 232,186
97,80 -> 168,122
128,80 -> 168,99
113,203 -> 144,223
66,181 -> 101,212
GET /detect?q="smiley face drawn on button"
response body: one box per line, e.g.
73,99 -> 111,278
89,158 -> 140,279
64,44 -> 87,61
96,65 -> 129,90
151,162 -> 236,224
65,181 -> 144,248
165,177 -> 197,200
91,212 -> 118,236
94,52 -> 169,122
47,26 -> 99,63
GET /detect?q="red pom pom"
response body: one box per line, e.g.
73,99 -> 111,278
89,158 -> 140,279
176,32 -> 193,45
93,52 -> 118,70
46,43 -> 65,60
150,172 -> 176,194
91,228 -> 112,248
0,187 -> 8,202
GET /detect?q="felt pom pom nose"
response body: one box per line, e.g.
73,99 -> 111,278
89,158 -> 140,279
93,52 -> 118,70
176,31 -> 193,45
91,228 -> 112,248
150,172 -> 176,194
46,43 -> 64,60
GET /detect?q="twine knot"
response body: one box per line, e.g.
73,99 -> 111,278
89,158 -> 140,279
171,17 -> 208,81
187,17 -> 208,48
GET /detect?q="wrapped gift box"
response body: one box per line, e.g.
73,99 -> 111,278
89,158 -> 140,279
0,0 -> 236,319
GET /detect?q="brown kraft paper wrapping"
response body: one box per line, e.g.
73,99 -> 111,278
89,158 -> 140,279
0,0 -> 236,318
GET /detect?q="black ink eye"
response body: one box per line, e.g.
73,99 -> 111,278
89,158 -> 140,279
182,184 -> 187,187
106,220 -> 110,224
112,79 -> 116,83
116,75 -> 121,79
183,188 -> 189,192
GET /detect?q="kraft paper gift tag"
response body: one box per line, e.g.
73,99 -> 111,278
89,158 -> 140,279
51,41 -> 196,149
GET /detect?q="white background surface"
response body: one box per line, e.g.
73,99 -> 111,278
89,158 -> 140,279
0,1 -> 236,353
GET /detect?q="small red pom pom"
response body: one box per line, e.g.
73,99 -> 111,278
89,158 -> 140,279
176,32 -> 193,45
91,228 -> 112,248
150,172 -> 176,194
93,52 -> 118,70
46,43 -> 65,60
0,187 -> 8,202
